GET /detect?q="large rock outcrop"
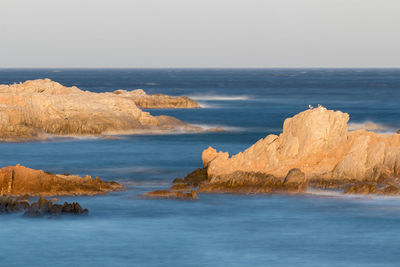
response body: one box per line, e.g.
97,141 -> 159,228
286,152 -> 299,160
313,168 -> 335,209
200,105 -> 400,194
0,79 -> 201,141
0,164 -> 122,196
113,89 -> 200,109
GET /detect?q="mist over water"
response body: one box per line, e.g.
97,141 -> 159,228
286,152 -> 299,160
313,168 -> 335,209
1,69 -> 400,266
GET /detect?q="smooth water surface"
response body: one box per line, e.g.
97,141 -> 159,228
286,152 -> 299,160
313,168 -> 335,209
1,69 -> 400,266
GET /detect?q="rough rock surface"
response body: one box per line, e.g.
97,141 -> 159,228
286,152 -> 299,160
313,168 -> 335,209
0,196 -> 88,217
0,164 -> 122,196
113,89 -> 200,109
142,179 -> 198,200
344,183 -> 400,195
182,168 -> 209,187
0,79 -> 202,141
198,169 -> 309,194
200,105 -> 400,194
142,189 -> 198,200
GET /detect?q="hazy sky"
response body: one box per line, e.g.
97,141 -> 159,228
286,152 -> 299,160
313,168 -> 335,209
1,0 -> 399,68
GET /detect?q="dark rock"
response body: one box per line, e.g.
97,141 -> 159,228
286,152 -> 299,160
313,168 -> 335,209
380,185 -> 399,195
23,202 -> 41,217
183,168 -> 208,187
172,178 -> 184,184
283,168 -> 308,192
0,197 -> 26,213
23,209 -> 43,218
30,202 -> 39,211
198,169 -> 309,194
62,202 -> 85,214
38,197 -> 52,212
49,204 -> 63,215
169,183 -> 192,191
143,189 -> 198,200
17,200 -> 30,210
345,182 -> 400,195
309,178 -> 360,189
1,196 -> 89,217
344,183 -> 379,194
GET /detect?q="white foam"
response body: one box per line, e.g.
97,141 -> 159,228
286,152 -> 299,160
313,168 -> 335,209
348,121 -> 398,134
306,188 -> 344,197
188,94 -> 251,101
307,188 -> 400,204
193,124 -> 245,132
197,102 -> 221,108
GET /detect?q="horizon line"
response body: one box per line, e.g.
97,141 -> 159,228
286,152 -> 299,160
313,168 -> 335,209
1,67 -> 400,70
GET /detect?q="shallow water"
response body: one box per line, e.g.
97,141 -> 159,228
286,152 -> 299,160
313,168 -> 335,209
1,69 -> 400,266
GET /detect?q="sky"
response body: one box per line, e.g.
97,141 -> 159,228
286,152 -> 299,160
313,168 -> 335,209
1,0 -> 399,68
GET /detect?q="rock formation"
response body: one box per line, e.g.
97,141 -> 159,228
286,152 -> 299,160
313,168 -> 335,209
142,174 -> 199,200
143,189 -> 198,200
0,164 -> 123,196
0,79 -> 202,141
0,196 -> 89,217
113,89 -> 200,109
196,105 -> 400,195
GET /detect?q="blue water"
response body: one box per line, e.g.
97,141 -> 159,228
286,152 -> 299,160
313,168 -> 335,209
1,69 -> 400,266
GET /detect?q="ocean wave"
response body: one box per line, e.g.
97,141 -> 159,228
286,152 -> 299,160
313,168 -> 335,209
306,188 -> 344,197
197,102 -> 221,108
193,124 -> 245,132
189,94 -> 251,101
348,121 -> 398,133
307,188 -> 400,203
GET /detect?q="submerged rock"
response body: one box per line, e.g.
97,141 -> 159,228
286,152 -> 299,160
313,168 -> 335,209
0,196 -> 29,213
142,189 -> 198,200
0,164 -> 123,196
0,196 -> 88,217
0,79 -> 203,142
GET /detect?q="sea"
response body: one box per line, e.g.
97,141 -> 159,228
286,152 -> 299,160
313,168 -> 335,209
1,69 -> 400,267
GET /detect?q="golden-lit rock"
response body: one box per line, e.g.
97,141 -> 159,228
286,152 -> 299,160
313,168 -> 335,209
0,164 -> 123,196
0,79 -> 202,141
200,105 -> 400,194
113,89 -> 200,109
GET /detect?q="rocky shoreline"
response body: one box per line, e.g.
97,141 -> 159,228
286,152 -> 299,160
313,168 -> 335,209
3,103 -> 400,202
157,106 -> 400,197
0,79 -> 203,142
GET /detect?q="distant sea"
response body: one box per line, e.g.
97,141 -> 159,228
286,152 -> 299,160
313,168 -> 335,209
1,69 -> 400,267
